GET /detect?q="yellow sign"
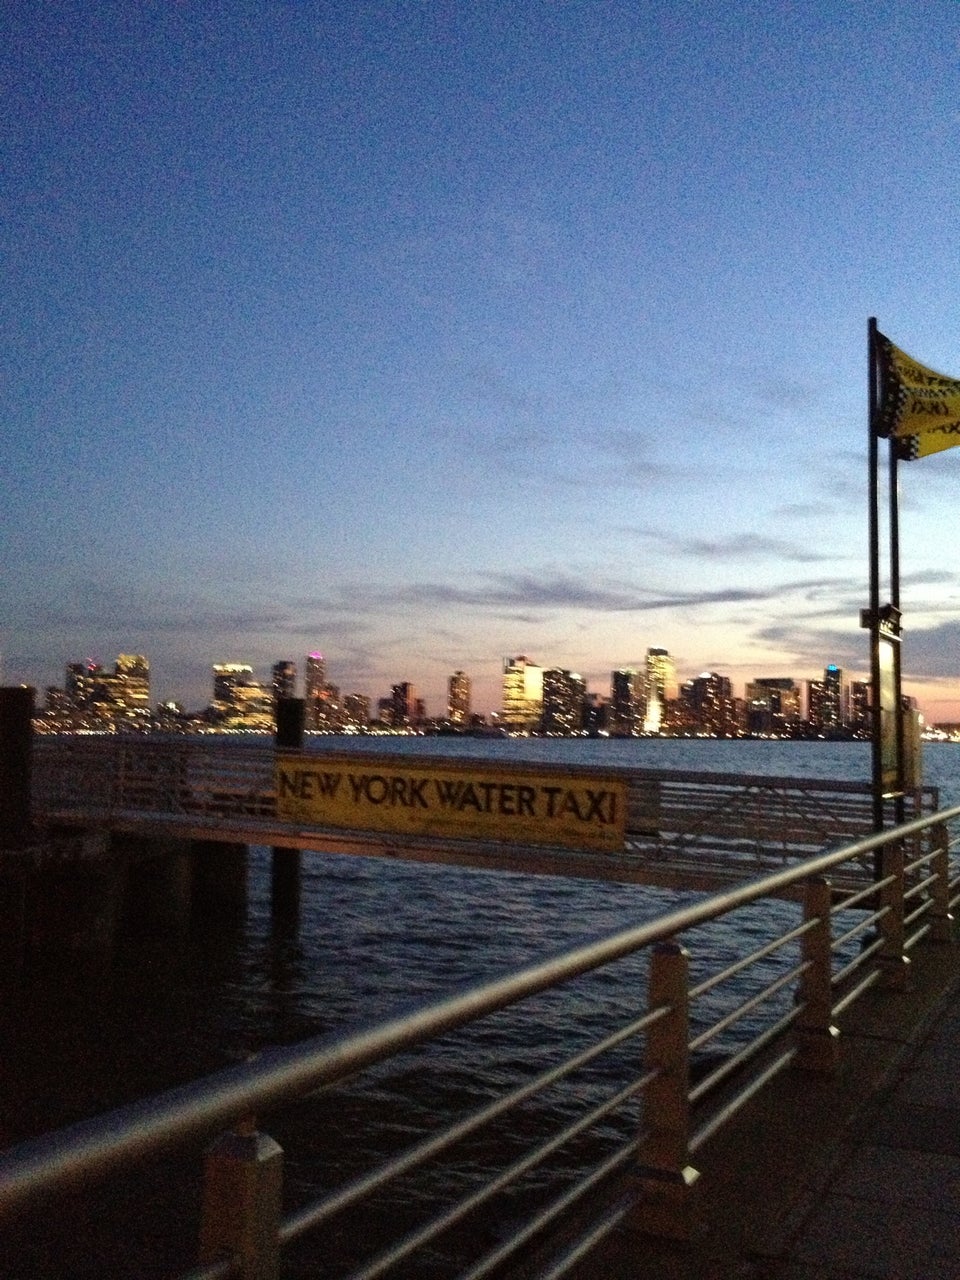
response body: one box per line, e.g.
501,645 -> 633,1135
275,754 -> 627,852
877,334 -> 960,459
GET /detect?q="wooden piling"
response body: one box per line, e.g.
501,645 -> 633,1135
0,686 -> 35,848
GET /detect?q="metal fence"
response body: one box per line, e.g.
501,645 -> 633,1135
3,803 -> 959,1279
31,736 -> 939,880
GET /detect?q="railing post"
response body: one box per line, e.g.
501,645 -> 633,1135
0,686 -> 34,848
795,877 -> 840,1073
929,822 -> 955,944
878,838 -> 910,990
200,1117 -> 283,1280
633,941 -> 699,1239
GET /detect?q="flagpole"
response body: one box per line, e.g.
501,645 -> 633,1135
888,433 -> 906,824
867,317 -> 883,832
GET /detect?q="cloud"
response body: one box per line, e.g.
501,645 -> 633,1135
752,620 -> 867,670
628,528 -> 838,564
773,500 -> 840,519
899,620 -> 960,679
901,568 -> 958,588
395,571 -> 782,613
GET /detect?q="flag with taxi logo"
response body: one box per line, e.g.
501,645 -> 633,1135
875,332 -> 960,459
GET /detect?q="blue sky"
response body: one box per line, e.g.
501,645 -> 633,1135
3,1 -> 960,720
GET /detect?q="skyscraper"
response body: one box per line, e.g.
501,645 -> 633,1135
610,669 -> 642,736
390,682 -> 418,728
745,678 -> 800,735
501,656 -> 543,731
342,693 -> 370,730
682,671 -> 735,736
271,660 -> 296,704
213,663 -> 254,711
65,660 -> 99,708
114,654 -> 150,710
211,663 -> 273,728
849,681 -> 870,735
541,669 -> 586,734
807,666 -> 846,733
823,665 -> 845,729
63,656 -> 150,723
448,671 -> 471,724
305,653 -> 326,730
644,648 -> 676,733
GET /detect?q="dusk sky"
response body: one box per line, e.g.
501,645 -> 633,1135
3,2 -> 960,720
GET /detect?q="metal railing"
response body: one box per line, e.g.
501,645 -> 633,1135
3,804 -> 959,1278
31,737 -> 940,877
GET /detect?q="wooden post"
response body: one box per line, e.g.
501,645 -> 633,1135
795,877 -> 840,1073
0,686 -> 34,848
633,941 -> 699,1239
200,1118 -> 283,1280
272,698 -> 304,927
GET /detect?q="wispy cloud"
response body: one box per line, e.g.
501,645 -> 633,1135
902,569 -> 958,588
391,571 -> 810,614
627,528 -> 837,564
899,620 -> 960,678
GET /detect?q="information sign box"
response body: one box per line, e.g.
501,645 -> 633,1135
275,754 -> 627,852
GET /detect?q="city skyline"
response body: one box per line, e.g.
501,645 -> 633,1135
32,644 -> 887,728
4,5 -> 960,721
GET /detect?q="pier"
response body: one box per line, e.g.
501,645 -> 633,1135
24,732 -> 940,931
2,701 -> 959,1277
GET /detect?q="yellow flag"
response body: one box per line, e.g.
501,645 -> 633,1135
876,332 -> 960,459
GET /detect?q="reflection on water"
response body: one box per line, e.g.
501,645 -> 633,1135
3,738 -> 959,1276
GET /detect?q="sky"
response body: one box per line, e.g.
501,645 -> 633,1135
3,0 -> 960,722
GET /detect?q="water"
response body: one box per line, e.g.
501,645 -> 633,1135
4,738 -> 960,1277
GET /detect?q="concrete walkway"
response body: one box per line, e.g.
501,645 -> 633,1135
563,936 -> 960,1280
774,964 -> 960,1279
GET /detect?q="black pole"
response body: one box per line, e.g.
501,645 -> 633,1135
867,318 -> 884,834
272,698 -> 305,928
888,439 -> 906,823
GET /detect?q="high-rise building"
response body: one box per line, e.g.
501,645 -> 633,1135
682,671 -> 736,736
583,692 -> 608,735
211,663 -> 273,728
806,679 -> 826,728
63,655 -> 150,724
342,693 -> 370,730
806,666 -> 847,734
541,668 -> 586,735
644,648 -> 676,733
822,664 -> 845,729
213,663 -> 254,711
271,660 -> 296,704
501,656 -> 543,731
65,660 -> 99,708
390,682 -> 418,728
849,681 -> 870,735
114,654 -> 150,711
610,669 -> 642,736
448,671 -> 471,724
745,678 -> 800,735
317,683 -> 343,731
305,653 -> 327,730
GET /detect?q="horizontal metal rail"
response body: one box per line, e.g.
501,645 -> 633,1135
5,783 -> 959,1278
32,738 -> 942,895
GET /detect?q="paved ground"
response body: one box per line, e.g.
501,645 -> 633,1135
561,933 -> 960,1280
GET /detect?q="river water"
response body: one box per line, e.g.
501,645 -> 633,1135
4,738 -> 960,1277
